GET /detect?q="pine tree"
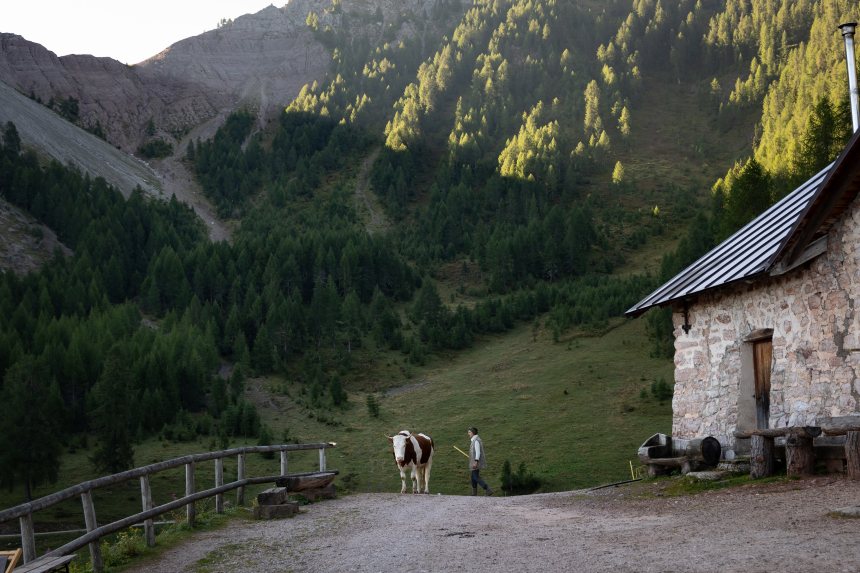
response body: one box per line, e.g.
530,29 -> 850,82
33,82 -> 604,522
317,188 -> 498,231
88,348 -> 135,474
0,356 -> 63,501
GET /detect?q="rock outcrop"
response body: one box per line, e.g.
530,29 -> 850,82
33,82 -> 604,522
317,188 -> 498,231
0,33 -> 227,152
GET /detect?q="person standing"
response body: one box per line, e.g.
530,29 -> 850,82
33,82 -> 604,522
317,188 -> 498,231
468,427 -> 493,496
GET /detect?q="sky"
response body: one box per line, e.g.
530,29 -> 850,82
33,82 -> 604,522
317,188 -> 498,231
1,1 -> 279,65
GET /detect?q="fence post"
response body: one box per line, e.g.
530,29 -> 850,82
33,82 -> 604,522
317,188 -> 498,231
81,490 -> 104,573
280,450 -> 288,476
19,513 -> 36,563
319,447 -> 327,472
185,462 -> 196,527
237,453 -> 245,506
140,474 -> 156,547
215,457 -> 224,514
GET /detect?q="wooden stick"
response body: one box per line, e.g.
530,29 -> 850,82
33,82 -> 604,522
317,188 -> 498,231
452,445 -> 469,458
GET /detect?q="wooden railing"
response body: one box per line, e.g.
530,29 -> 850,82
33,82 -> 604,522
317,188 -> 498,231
0,443 -> 336,572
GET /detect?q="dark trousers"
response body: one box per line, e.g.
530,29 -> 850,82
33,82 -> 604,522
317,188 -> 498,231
471,469 -> 488,490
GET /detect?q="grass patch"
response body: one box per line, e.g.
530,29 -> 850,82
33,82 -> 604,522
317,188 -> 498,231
657,473 -> 790,497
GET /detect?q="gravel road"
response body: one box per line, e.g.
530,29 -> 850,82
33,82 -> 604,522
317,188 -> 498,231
123,476 -> 860,573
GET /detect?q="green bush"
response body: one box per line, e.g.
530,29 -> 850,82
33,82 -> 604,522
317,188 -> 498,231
500,460 -> 541,495
137,139 -> 173,159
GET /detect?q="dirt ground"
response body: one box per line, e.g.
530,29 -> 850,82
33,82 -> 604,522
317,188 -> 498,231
123,476 -> 860,573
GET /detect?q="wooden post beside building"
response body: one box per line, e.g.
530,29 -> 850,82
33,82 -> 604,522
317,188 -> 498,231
750,434 -> 774,478
846,430 -> 860,480
785,430 -> 816,477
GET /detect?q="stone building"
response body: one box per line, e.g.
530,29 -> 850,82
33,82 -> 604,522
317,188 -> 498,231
627,130 -> 860,454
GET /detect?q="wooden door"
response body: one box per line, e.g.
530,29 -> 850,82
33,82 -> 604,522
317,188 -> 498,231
753,339 -> 772,429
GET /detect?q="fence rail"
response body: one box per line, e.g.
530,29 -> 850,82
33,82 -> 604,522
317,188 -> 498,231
0,443 -> 336,572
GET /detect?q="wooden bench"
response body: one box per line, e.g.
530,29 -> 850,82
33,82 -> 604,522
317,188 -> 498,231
12,554 -> 76,573
734,426 -> 821,478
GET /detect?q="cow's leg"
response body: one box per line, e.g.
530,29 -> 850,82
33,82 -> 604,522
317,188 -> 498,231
411,466 -> 419,493
399,467 -> 408,494
422,459 -> 433,494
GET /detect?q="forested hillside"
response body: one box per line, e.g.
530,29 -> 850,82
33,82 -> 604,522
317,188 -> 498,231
1,0 -> 858,500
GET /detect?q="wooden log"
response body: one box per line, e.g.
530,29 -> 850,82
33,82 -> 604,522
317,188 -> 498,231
185,462 -> 196,527
236,453 -> 245,506
685,437 -> 722,466
786,433 -> 815,476
81,491 -> 104,573
20,513 -> 36,563
822,425 -> 860,436
319,448 -> 327,472
750,435 -> 774,479
280,451 -> 288,476
139,475 -> 156,547
734,426 -> 821,439
215,458 -> 224,514
296,483 -> 337,502
276,472 -> 337,491
847,430 -> 860,480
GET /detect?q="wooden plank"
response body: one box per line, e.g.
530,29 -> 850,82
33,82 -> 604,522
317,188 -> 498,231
734,426 -> 821,439
13,554 -> 76,573
319,448 -> 327,472
280,451 -> 288,476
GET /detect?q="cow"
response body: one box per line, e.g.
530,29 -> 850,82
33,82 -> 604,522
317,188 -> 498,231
388,430 -> 435,494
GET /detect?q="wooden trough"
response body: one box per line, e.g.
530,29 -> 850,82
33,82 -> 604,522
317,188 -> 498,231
254,472 -> 338,520
637,433 -> 721,477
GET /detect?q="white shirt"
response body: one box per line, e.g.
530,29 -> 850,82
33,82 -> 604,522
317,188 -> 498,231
471,434 -> 482,460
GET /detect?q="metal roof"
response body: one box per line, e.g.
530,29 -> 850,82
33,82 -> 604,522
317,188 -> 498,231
625,128 -> 860,316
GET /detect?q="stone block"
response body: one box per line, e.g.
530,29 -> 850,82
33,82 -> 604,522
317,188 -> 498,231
257,487 -> 288,506
253,501 -> 299,520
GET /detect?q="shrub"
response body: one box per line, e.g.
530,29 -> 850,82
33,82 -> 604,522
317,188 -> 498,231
500,460 -> 541,495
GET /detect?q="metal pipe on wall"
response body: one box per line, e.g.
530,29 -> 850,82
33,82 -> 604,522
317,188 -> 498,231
838,22 -> 860,133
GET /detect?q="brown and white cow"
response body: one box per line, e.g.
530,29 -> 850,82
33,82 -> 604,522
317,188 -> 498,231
388,430 -> 435,494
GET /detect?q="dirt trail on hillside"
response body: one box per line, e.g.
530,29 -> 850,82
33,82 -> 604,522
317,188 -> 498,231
354,146 -> 390,235
123,476 -> 860,573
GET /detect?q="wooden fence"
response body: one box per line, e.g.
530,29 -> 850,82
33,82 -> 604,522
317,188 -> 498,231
0,443 -> 336,572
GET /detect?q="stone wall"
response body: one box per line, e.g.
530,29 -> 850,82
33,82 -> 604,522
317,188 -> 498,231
671,198 -> 860,448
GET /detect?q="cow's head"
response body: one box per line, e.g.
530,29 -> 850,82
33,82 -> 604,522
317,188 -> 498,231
388,431 -> 411,467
